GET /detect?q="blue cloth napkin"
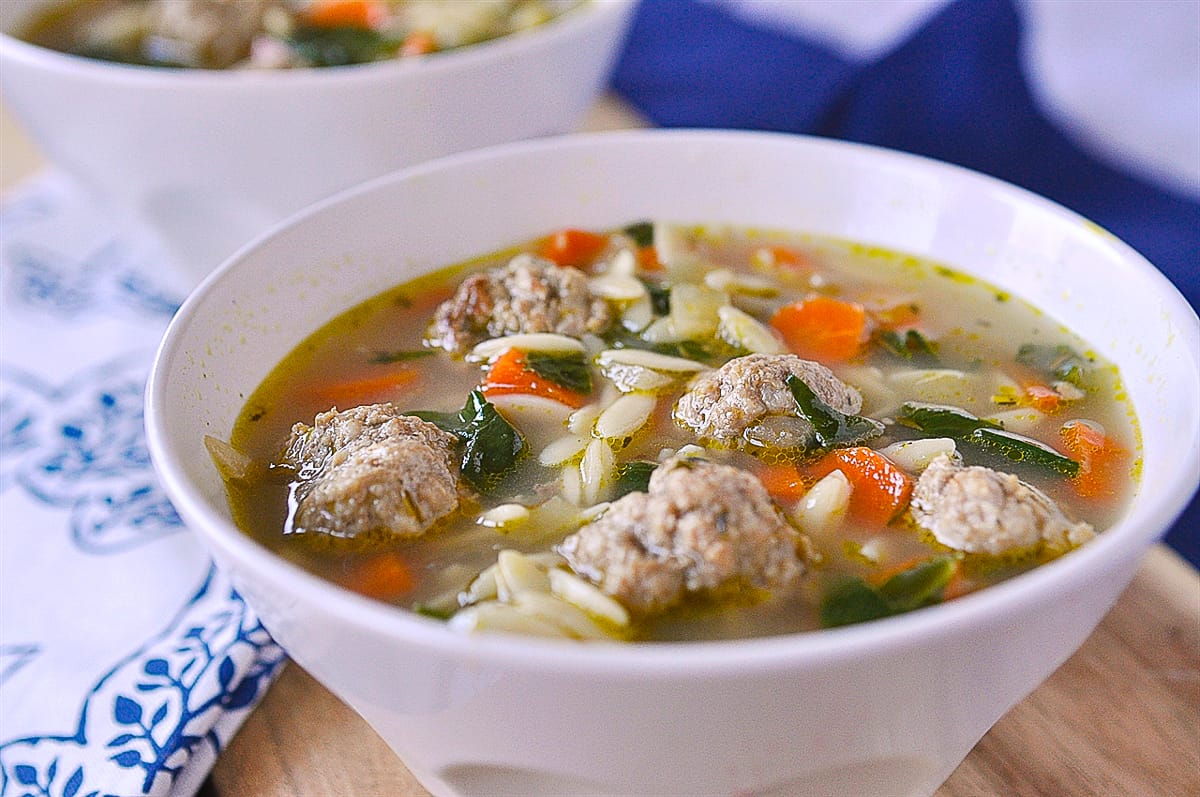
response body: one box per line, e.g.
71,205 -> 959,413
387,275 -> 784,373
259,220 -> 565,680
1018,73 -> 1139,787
0,173 -> 286,797
611,0 -> 1200,567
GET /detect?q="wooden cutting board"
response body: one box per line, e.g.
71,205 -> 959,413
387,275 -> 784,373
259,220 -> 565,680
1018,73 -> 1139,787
203,543 -> 1200,797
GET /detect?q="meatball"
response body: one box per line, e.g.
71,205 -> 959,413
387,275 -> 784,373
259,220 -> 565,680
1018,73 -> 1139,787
910,454 -> 1095,555
284,404 -> 461,539
557,457 -> 808,614
674,353 -> 864,449
427,254 -> 611,353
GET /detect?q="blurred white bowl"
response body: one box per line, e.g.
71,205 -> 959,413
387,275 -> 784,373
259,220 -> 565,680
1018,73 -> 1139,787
0,0 -> 635,278
145,129 -> 1200,797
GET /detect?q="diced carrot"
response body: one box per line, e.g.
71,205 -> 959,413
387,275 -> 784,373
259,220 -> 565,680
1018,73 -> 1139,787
305,0 -> 387,28
1022,383 -> 1062,413
805,446 -> 913,527
538,229 -> 609,268
636,245 -> 662,271
755,245 -> 810,271
313,368 -> 420,407
770,295 -> 868,363
1061,421 -> 1128,499
1004,362 -> 1064,413
482,348 -> 588,408
400,30 -> 437,56
756,463 -> 809,502
344,552 -> 415,600
871,301 -> 922,328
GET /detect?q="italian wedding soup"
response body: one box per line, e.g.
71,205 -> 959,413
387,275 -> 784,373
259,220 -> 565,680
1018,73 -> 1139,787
209,222 -> 1139,642
20,0 -> 581,69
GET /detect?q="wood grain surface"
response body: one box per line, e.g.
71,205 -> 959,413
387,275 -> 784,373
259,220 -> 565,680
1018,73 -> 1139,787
203,545 -> 1200,797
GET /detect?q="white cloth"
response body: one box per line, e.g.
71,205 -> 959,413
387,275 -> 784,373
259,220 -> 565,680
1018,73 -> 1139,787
0,171 -> 285,797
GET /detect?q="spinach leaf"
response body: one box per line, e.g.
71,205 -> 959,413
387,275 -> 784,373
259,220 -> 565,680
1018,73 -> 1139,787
1016,343 -> 1090,387
788,374 -> 884,448
968,428 -> 1081,477
874,329 -> 939,365
820,578 -> 892,628
820,556 -> 957,628
898,402 -> 1001,438
612,460 -> 658,498
287,25 -> 399,67
899,402 -> 1079,478
368,349 -> 435,364
604,326 -> 738,366
623,221 -> 654,248
412,390 -> 525,491
644,281 -> 671,316
412,604 -> 456,621
877,556 -> 957,611
525,351 -> 592,394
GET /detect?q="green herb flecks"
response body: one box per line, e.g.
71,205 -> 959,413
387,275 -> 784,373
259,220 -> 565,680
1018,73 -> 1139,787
820,556 -> 957,628
412,390 -> 525,492
788,374 -> 884,448
524,351 -> 592,395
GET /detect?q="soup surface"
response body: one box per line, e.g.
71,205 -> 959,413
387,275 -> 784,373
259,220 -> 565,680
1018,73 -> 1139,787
20,0 -> 581,69
214,222 -> 1139,642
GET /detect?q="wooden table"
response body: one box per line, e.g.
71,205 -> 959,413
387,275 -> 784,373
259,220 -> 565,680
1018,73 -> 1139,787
5,97 -> 1198,797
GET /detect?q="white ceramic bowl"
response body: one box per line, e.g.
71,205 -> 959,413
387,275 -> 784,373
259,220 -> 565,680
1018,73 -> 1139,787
0,0 -> 635,279
145,130 -> 1200,797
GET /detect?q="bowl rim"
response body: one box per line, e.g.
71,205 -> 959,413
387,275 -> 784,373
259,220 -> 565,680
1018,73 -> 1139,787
145,128 -> 1200,677
0,0 -> 635,87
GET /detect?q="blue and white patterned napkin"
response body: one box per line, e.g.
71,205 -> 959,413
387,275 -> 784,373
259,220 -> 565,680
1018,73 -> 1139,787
0,171 -> 285,797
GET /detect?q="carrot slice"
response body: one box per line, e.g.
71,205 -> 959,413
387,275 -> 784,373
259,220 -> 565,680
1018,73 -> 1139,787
805,446 -> 913,527
482,348 -> 588,408
538,229 -> 609,268
344,552 -> 415,600
313,368 -> 420,407
400,30 -> 437,56
754,245 -> 810,271
756,463 -> 809,502
305,0 -> 387,28
636,245 -> 662,271
770,295 -> 867,363
1022,383 -> 1062,413
1061,421 -> 1127,499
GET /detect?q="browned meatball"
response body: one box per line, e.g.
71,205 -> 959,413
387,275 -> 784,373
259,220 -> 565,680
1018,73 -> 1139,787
674,353 -> 864,449
284,404 -> 461,539
426,254 -> 611,353
910,454 -> 1094,555
557,456 -> 808,614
